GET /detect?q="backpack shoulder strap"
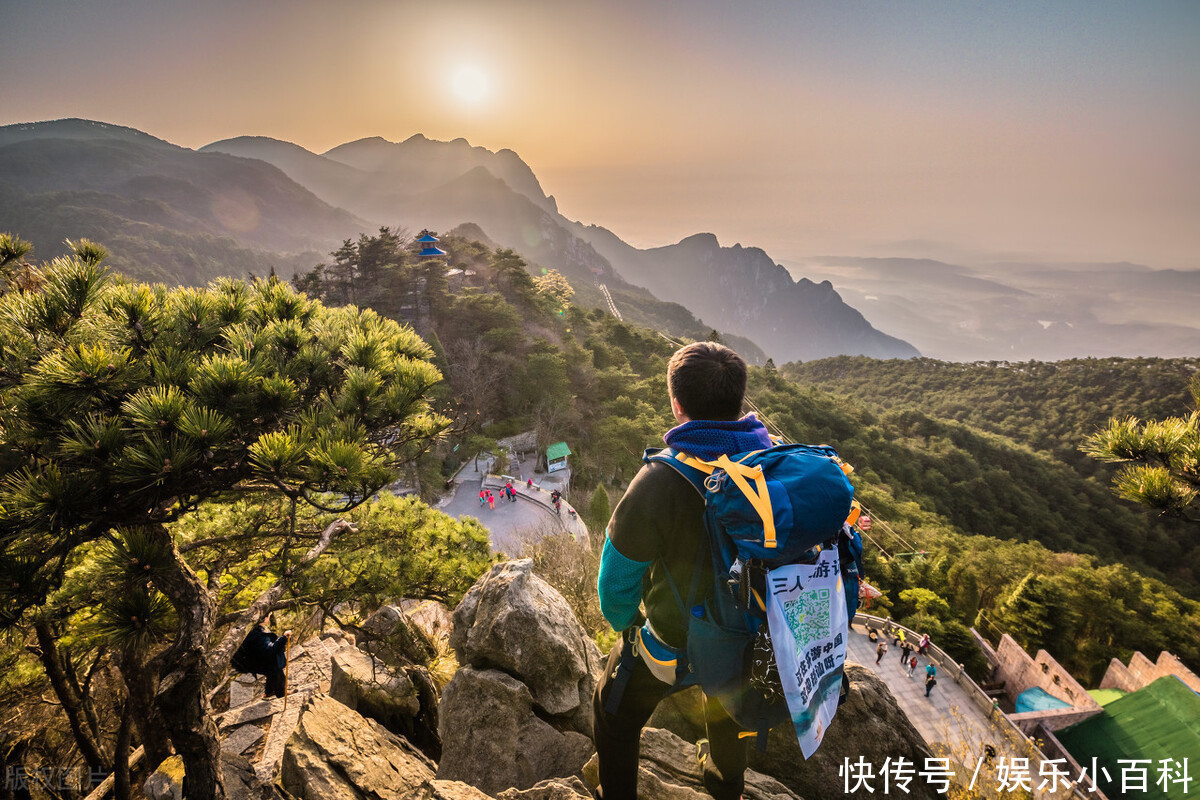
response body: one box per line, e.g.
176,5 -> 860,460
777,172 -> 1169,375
643,447 -> 712,497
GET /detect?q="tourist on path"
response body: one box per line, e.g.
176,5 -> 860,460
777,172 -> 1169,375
919,633 -> 931,656
875,640 -> 888,664
907,656 -> 918,677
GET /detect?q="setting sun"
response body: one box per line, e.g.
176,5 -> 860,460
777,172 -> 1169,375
450,64 -> 489,105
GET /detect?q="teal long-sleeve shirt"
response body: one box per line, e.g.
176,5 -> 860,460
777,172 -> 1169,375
597,535 -> 651,631
595,461 -> 710,647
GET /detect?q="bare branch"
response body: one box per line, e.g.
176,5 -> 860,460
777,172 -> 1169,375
205,518 -> 355,689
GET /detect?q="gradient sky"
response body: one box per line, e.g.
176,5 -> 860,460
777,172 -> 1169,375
2,0 -> 1198,268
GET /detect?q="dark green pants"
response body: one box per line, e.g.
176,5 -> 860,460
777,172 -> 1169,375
592,636 -> 746,800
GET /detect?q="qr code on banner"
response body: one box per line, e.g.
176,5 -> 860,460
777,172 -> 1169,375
783,587 -> 831,643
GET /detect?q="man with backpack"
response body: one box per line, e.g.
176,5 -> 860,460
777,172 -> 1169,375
592,342 -> 767,800
592,342 -> 857,799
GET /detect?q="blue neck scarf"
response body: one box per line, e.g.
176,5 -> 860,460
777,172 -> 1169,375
663,414 -> 772,461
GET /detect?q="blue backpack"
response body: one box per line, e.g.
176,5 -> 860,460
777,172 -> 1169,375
640,443 -> 861,747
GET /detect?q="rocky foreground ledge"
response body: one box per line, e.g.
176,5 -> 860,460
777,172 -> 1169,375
146,560 -> 941,799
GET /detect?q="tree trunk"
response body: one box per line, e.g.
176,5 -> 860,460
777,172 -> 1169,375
116,645 -> 172,770
146,518 -> 351,800
63,648 -> 106,745
113,701 -> 134,800
33,619 -> 110,773
149,526 -> 225,800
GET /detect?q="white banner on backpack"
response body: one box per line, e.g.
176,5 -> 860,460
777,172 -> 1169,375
765,547 -> 848,759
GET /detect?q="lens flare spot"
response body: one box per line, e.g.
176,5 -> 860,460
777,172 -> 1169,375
210,189 -> 260,233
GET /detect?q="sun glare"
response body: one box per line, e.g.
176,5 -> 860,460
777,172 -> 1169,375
451,64 -> 490,105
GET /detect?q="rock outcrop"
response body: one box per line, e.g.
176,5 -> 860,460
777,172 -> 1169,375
144,752 -> 283,800
438,560 -> 602,793
280,693 -> 437,800
752,664 -> 941,800
437,667 -> 595,795
496,777 -> 594,799
203,558 -> 948,800
344,604 -> 445,759
581,727 -> 799,800
401,599 -> 455,644
448,559 -> 602,731
649,666 -> 941,800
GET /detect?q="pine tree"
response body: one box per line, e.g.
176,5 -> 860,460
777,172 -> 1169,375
0,254 -> 448,799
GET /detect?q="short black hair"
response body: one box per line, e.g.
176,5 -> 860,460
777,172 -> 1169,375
667,342 -> 747,421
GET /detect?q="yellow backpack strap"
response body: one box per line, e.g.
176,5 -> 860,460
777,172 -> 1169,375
671,451 -> 718,476
714,454 -> 778,549
846,499 -> 862,527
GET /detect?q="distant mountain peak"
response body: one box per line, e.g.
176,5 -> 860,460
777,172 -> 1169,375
0,117 -> 180,150
677,232 -> 720,248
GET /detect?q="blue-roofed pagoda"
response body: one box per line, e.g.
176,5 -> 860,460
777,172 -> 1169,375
416,230 -> 447,258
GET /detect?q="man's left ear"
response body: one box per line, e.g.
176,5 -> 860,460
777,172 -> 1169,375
670,395 -> 687,424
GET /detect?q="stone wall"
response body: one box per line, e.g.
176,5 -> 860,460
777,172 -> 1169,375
1008,706 -> 1102,735
1100,651 -> 1200,693
1098,657 -> 1140,692
992,635 -> 1100,712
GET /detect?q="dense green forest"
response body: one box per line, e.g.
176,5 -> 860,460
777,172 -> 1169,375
783,355 -> 1198,478
1,229 -> 1196,798
781,356 -> 1199,591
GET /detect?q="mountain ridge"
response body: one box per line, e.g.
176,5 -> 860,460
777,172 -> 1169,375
3,118 -> 917,362
200,126 -> 918,361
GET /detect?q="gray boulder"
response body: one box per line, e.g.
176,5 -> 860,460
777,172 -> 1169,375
648,664 -> 940,800
401,598 -> 455,643
357,604 -> 439,670
580,727 -> 799,800
420,780 -> 495,799
752,664 -> 940,800
144,752 -> 282,800
281,693 -> 437,800
330,645 -> 421,724
496,776 -> 594,799
449,559 -> 602,733
436,667 -> 595,796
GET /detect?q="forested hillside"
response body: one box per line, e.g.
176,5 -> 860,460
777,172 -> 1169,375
284,228 -> 1200,685
783,356 -> 1198,477
779,357 -> 1199,590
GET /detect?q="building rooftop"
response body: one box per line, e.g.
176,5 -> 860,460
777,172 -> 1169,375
1056,676 -> 1200,800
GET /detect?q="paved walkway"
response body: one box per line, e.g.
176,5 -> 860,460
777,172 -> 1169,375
846,621 -> 1075,798
438,452 -> 589,556
849,621 -> 1004,763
